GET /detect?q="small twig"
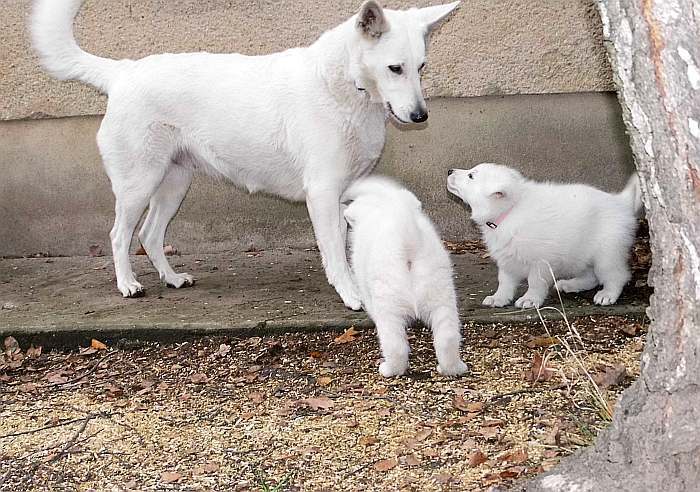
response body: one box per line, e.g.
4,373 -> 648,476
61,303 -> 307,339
0,412 -> 110,440
44,352 -> 118,389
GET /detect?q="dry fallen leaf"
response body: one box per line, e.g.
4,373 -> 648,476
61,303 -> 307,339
467,450 -> 488,467
160,471 -> 182,483
4,336 -> 19,354
248,392 -> 265,404
498,448 -> 528,464
317,376 -> 332,387
18,382 -> 37,393
404,454 -> 421,467
592,364 -> 627,389
373,458 -> 398,472
525,336 -> 559,349
88,244 -> 103,257
526,352 -> 554,382
216,344 -> 231,356
453,395 -> 485,414
333,326 -> 360,344
26,344 -> 42,358
359,436 -> 378,446
190,373 -> 209,384
91,339 -> 107,351
301,396 -> 334,411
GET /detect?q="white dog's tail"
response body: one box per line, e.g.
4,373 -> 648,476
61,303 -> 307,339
31,0 -> 125,93
619,173 -> 643,214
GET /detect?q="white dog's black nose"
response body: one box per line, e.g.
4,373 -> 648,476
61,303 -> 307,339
410,110 -> 428,123
447,169 -> 455,176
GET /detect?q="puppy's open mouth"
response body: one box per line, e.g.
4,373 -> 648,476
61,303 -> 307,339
385,102 -> 410,125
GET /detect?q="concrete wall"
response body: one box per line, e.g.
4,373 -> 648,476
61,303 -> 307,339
2,0 -> 612,120
0,93 -> 634,257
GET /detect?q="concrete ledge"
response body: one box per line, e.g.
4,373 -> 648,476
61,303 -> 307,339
0,250 -> 649,349
0,93 -> 633,258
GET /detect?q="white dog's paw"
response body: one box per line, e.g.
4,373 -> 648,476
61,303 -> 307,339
118,279 -> 145,298
593,290 -> 619,306
378,360 -> 408,378
515,295 -> 544,309
165,272 -> 195,289
437,359 -> 468,377
336,283 -> 362,311
482,295 -> 511,307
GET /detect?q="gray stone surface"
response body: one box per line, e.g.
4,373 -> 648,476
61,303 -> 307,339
0,93 -> 635,257
3,0 -> 612,120
0,249 -> 648,346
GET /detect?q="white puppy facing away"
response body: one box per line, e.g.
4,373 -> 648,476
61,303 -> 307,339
343,177 -> 468,377
30,0 -> 459,308
447,163 -> 642,309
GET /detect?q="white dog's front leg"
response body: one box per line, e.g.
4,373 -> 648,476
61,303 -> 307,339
306,188 -> 361,310
483,268 -> 521,307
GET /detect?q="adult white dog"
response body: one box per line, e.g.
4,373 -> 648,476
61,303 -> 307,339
30,0 -> 459,308
343,176 -> 468,377
447,163 -> 642,308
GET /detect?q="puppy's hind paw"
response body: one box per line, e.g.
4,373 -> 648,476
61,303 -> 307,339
593,290 -> 619,306
515,295 -> 544,309
437,359 -> 468,377
482,295 -> 511,308
378,360 -> 408,378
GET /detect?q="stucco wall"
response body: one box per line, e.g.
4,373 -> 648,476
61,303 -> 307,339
2,0 -> 613,120
0,94 -> 634,257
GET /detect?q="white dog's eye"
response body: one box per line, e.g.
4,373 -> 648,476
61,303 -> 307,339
388,65 -> 403,75
468,173 -> 474,180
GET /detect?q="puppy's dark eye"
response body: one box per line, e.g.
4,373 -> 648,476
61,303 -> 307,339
468,173 -> 474,180
419,62 -> 426,72
388,65 -> 403,74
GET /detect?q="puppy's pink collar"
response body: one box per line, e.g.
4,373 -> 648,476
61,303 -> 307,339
486,208 -> 512,229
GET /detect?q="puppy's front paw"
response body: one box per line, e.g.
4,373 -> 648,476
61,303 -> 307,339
437,359 -> 468,377
515,295 -> 544,309
593,290 -> 619,306
482,295 -> 511,307
379,360 -> 408,378
165,272 -> 195,289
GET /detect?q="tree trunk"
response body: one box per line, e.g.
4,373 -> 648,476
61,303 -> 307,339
522,1 -> 700,491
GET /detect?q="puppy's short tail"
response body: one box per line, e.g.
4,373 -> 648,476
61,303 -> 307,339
30,0 -> 126,93
620,173 -> 643,215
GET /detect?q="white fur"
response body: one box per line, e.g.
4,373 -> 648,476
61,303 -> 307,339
30,0 -> 459,306
343,176 -> 468,377
447,163 -> 642,308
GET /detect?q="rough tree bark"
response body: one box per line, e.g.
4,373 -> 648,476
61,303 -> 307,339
521,1 -> 700,491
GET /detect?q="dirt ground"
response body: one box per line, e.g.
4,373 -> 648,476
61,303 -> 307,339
1,315 -> 646,492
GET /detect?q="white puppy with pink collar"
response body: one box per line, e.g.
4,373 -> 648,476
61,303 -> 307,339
447,163 -> 642,308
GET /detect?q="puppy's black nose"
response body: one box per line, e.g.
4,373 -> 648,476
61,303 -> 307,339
447,169 -> 455,176
410,110 -> 428,123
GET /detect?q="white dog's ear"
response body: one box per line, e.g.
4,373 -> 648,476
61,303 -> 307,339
416,1 -> 460,32
356,1 -> 389,38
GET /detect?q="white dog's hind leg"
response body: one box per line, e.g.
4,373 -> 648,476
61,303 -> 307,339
556,270 -> 599,293
138,164 -> 194,288
593,253 -> 631,305
306,188 -> 361,310
515,263 -> 553,309
483,269 -> 521,307
373,313 -> 410,377
427,305 -> 468,376
109,167 -> 166,298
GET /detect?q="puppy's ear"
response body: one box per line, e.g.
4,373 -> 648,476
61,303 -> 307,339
416,1 -> 460,32
356,1 -> 389,39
